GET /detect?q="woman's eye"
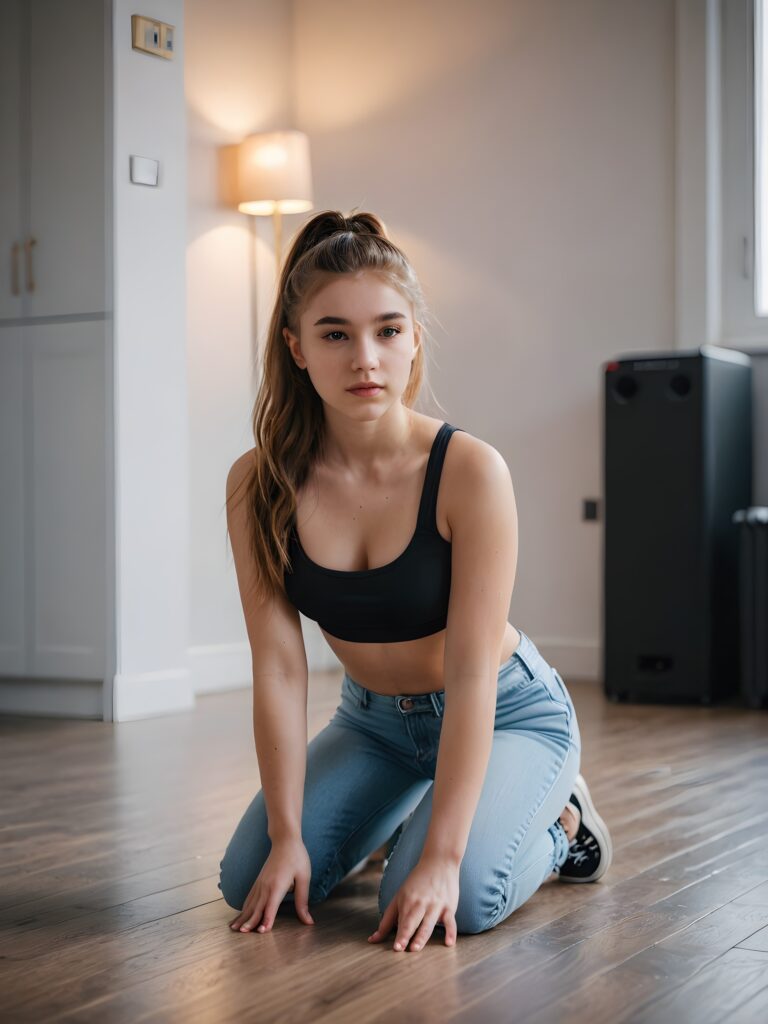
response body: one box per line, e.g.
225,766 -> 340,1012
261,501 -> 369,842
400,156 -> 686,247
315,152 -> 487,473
322,326 -> 401,341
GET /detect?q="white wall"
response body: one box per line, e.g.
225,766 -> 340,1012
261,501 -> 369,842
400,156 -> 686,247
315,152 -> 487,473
184,0 -> 307,694
112,0 -> 191,718
185,0 -> 677,686
291,0 -> 676,677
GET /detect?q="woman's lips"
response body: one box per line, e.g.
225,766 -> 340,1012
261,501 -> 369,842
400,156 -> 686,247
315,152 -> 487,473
348,386 -> 383,397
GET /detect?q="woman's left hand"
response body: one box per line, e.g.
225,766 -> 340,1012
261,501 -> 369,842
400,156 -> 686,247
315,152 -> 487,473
367,855 -> 460,951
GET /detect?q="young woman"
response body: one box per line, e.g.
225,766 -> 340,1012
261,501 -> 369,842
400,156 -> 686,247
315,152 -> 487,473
218,209 -> 612,952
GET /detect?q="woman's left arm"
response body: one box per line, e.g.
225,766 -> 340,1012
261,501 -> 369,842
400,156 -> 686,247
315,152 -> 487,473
369,437 -> 518,952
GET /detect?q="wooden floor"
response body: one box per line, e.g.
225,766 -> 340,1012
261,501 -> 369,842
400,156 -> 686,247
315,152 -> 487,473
2,674 -> 768,1024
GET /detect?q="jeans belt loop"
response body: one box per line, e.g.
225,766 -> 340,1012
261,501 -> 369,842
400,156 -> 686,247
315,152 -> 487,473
514,633 -> 537,682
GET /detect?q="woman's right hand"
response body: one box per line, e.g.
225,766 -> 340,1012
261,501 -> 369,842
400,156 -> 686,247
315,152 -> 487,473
228,837 -> 315,933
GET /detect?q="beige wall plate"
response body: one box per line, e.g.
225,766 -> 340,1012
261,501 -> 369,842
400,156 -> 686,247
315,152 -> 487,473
131,15 -> 175,60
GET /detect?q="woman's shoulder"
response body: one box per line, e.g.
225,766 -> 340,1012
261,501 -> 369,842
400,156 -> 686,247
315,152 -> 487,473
417,414 -> 489,454
442,420 -> 508,475
226,447 -> 257,504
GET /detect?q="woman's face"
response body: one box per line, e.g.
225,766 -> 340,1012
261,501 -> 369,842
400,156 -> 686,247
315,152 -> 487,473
283,270 -> 421,417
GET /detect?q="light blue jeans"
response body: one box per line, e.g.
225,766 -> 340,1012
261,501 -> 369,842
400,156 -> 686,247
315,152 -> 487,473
218,629 -> 582,934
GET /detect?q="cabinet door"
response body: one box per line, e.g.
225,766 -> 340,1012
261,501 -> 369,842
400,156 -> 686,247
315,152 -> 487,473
0,327 -> 26,674
26,321 -> 107,679
0,0 -> 25,321
27,0 -> 106,318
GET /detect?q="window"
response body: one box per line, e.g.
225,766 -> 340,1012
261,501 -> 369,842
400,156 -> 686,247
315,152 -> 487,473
722,0 -> 768,344
756,0 -> 768,312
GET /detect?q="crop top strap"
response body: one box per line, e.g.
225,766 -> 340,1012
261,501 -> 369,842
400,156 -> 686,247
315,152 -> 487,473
416,422 -> 464,533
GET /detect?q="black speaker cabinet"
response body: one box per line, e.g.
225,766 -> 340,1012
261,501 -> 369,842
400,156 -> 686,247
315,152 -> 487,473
603,345 -> 752,704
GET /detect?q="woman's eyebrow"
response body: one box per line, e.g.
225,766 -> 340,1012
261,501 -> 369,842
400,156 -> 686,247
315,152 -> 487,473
313,312 -> 407,326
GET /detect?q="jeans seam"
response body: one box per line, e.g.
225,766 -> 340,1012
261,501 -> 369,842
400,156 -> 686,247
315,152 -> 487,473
314,786 -> 424,903
531,673 -> 574,725
376,812 -> 416,915
484,713 -> 575,929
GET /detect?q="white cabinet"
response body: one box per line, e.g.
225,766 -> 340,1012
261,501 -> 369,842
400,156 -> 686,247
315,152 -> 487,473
0,0 -> 24,321
1,0 -> 106,320
0,328 -> 25,674
0,0 -> 109,695
0,323 -> 107,680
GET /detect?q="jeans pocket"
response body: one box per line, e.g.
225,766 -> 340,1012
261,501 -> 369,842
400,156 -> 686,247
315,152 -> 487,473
497,657 -> 535,695
548,668 -> 581,749
549,668 -> 571,706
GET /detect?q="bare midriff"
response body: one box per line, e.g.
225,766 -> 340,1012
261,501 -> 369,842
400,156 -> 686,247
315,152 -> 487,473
322,621 -> 522,697
294,414 -> 522,697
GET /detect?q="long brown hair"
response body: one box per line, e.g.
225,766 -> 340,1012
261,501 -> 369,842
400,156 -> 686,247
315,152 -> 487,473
226,208 -> 441,603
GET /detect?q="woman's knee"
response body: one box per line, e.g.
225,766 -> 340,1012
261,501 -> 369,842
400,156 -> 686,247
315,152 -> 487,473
454,870 -> 538,934
218,856 -> 247,911
454,905 -> 496,935
218,844 -> 340,911
453,882 -> 506,934
377,861 -> 502,936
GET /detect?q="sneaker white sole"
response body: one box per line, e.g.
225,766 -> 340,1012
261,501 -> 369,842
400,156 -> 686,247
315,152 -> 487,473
559,773 -> 613,883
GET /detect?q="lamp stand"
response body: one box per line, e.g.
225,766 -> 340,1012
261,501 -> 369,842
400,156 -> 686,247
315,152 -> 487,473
272,206 -> 283,269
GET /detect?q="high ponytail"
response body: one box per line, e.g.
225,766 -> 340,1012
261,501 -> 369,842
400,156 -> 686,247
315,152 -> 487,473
225,207 -> 440,603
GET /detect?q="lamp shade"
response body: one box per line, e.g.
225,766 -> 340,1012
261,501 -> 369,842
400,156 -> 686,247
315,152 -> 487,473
236,130 -> 313,215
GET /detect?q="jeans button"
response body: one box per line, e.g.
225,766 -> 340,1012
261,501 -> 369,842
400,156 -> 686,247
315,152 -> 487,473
400,697 -> 414,710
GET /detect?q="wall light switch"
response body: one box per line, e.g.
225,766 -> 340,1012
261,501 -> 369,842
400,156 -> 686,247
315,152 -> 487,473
130,155 -> 159,186
131,15 -> 175,60
160,23 -> 175,55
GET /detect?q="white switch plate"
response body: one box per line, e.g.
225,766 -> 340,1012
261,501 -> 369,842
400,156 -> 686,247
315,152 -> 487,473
130,155 -> 159,186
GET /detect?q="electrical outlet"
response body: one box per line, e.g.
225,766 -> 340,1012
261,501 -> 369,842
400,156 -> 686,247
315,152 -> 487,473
161,24 -> 175,55
583,498 -> 600,521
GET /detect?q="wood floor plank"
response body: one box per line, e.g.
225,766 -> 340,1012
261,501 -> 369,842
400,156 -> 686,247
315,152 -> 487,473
370,847 -> 768,1024
518,876 -> 768,1023
6,783 -> 767,1021
1,676 -> 767,1024
737,921 -> 768,951
626,947 -> 768,1024
726,982 -> 768,1024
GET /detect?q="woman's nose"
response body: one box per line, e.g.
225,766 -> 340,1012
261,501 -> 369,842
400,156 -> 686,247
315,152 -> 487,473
351,339 -> 379,368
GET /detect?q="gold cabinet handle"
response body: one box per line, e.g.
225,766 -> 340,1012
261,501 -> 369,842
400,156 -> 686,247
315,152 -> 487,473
11,241 -> 21,296
24,236 -> 36,293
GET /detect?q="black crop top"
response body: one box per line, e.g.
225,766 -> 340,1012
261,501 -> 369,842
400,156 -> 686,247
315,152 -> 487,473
283,422 -> 465,643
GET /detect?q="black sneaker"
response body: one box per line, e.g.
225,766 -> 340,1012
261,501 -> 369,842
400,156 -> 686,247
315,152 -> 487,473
555,773 -> 613,883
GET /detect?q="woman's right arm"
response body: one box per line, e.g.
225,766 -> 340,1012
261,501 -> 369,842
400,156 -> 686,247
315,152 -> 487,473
225,452 -> 314,932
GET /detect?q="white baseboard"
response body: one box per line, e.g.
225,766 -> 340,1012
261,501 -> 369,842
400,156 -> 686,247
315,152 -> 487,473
186,620 -> 342,696
529,635 -> 601,683
113,667 -> 194,720
188,641 -> 251,693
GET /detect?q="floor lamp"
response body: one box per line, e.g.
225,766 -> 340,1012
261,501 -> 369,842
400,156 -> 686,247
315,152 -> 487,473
236,130 -> 314,268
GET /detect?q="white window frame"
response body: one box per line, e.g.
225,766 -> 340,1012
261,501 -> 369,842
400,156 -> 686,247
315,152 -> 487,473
755,0 -> 768,312
721,0 -> 768,348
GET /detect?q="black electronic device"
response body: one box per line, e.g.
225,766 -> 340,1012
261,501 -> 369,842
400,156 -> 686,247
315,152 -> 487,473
733,507 -> 768,708
603,345 -> 752,704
